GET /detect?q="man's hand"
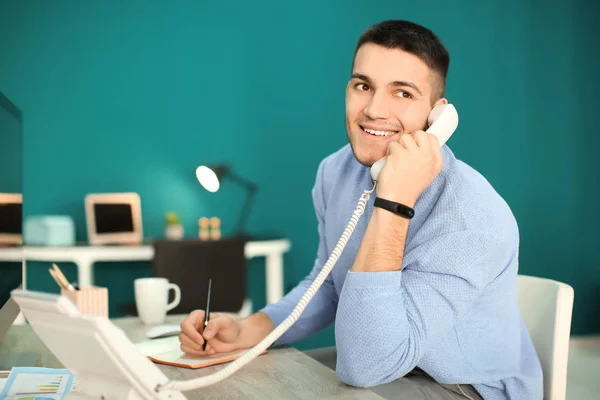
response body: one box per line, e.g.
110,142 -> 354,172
376,130 -> 443,207
179,310 -> 241,356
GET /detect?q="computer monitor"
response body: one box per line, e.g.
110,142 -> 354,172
0,89 -> 24,353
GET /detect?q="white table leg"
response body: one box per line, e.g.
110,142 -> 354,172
265,253 -> 284,304
76,258 -> 94,288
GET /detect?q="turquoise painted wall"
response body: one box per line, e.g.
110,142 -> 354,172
1,0 -> 598,351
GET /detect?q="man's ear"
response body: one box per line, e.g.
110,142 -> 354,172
433,97 -> 448,107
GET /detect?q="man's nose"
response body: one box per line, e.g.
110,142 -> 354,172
363,92 -> 390,120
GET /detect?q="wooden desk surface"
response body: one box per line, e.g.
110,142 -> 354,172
0,315 -> 383,399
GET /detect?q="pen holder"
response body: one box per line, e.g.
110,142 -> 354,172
62,286 -> 109,318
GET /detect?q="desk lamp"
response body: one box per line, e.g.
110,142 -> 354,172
195,164 -> 257,237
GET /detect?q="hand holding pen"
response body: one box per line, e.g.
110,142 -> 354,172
178,278 -> 249,356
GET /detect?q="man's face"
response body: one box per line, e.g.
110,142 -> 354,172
346,43 -> 447,166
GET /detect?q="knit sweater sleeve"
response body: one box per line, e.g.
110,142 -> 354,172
260,159 -> 337,345
334,229 -> 505,387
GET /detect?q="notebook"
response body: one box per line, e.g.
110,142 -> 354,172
135,336 -> 266,369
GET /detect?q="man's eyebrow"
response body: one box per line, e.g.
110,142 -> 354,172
350,73 -> 372,84
390,80 -> 423,96
350,72 -> 423,96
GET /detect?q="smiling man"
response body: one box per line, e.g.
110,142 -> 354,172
178,20 -> 543,399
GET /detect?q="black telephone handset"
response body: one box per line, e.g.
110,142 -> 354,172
370,104 -> 459,182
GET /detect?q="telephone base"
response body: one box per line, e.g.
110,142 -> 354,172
10,289 -> 186,400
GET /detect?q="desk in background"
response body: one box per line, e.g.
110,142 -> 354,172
0,315 -> 383,400
0,239 -> 291,305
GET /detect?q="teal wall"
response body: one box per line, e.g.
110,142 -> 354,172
1,0 -> 598,350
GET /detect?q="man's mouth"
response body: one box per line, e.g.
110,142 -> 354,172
360,125 -> 398,137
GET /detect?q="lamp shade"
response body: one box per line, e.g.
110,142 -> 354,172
195,165 -> 221,192
195,163 -> 257,236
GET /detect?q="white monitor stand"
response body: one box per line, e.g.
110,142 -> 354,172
10,289 -> 186,400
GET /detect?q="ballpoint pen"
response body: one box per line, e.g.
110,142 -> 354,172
202,278 -> 212,351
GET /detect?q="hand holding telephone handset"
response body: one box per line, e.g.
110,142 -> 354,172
158,104 -> 460,392
369,103 -> 459,183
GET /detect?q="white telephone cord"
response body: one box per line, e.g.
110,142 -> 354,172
158,184 -> 376,392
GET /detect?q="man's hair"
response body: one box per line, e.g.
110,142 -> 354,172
354,20 -> 450,100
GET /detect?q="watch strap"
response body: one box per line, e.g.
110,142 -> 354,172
374,197 -> 415,219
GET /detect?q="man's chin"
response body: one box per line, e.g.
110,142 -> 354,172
347,132 -> 387,167
349,144 -> 383,167
355,156 -> 379,167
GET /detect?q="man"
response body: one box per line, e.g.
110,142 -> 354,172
179,20 -> 543,399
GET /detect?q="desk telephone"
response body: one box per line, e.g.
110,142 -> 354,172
159,103 -> 460,392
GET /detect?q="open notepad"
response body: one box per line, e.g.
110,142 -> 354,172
135,336 -> 266,369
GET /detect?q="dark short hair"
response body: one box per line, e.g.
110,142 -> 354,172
354,20 -> 450,100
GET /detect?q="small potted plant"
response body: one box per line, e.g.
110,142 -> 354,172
165,212 -> 184,240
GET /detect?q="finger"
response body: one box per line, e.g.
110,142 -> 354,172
181,343 -> 206,357
203,314 -> 234,340
387,141 -> 402,156
179,331 -> 204,352
399,133 -> 417,151
204,342 -> 223,355
180,310 -> 205,344
412,130 -> 429,148
203,341 -> 212,353
429,134 -> 444,171
428,133 -> 442,154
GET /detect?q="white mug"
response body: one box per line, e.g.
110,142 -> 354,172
134,277 -> 181,325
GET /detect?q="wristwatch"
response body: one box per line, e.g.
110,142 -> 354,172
374,197 -> 415,219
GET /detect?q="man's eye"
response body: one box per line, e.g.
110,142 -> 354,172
396,90 -> 413,99
355,83 -> 371,91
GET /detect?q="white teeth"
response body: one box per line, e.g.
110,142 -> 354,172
363,128 -> 396,136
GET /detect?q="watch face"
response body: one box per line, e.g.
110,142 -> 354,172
396,204 -> 414,218
375,198 -> 413,219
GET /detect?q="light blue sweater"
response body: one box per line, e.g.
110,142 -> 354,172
262,144 -> 543,399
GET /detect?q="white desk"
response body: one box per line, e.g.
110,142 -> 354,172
0,239 -> 291,305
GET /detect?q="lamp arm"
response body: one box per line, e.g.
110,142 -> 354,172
226,170 -> 258,191
225,170 -> 258,235
235,184 -> 257,236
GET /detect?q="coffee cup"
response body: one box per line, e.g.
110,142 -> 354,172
134,277 -> 181,325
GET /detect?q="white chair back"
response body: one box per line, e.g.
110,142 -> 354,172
517,275 -> 574,400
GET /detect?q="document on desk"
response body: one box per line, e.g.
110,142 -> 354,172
0,367 -> 75,399
136,336 -> 266,369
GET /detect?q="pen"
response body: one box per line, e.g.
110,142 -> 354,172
202,278 -> 212,351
